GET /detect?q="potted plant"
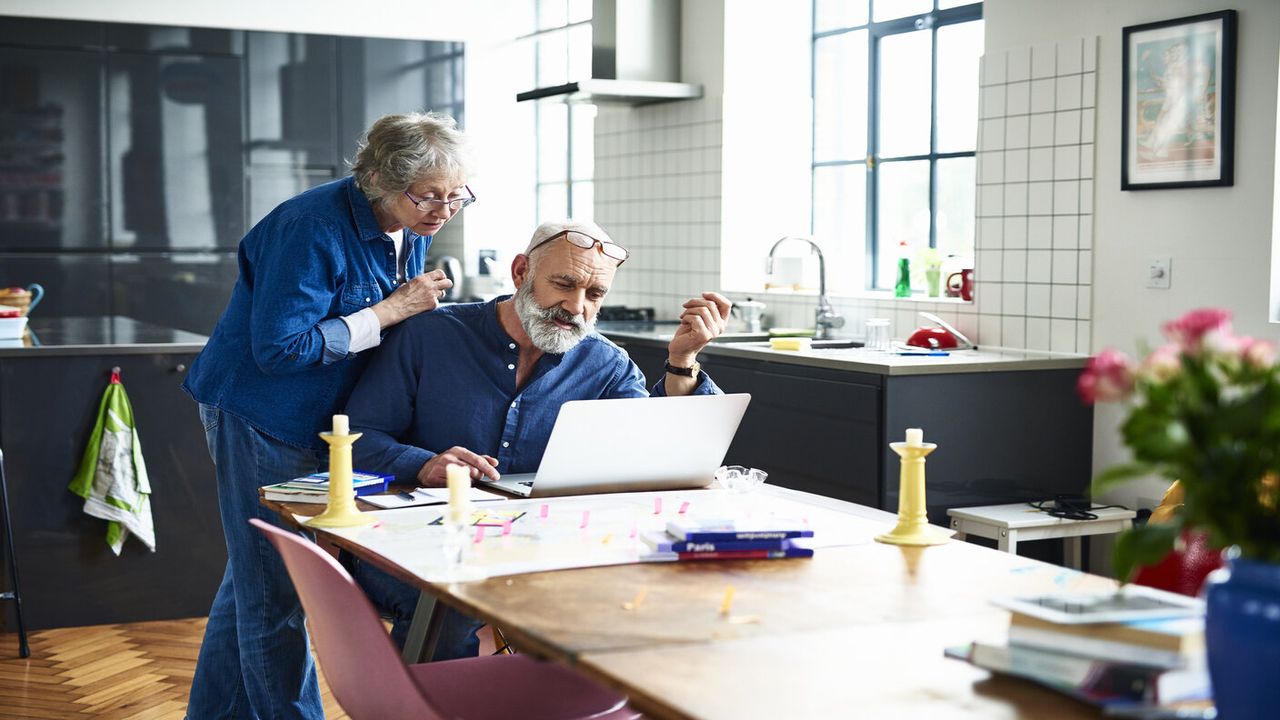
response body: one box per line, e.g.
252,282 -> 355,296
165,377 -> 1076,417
914,248 -> 944,297
1078,308 -> 1280,719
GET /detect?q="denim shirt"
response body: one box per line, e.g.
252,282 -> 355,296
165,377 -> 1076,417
183,176 -> 429,449
346,297 -> 721,483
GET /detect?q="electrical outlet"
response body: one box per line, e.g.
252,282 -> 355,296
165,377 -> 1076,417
478,249 -> 497,276
1146,256 -> 1171,289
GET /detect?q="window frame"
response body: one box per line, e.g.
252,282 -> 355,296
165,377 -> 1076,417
522,10 -> 593,221
811,1 -> 982,291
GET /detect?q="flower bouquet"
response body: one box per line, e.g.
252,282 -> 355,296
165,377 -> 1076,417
1078,308 -> 1280,581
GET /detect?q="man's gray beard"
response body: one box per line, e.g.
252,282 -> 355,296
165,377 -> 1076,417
514,283 -> 594,354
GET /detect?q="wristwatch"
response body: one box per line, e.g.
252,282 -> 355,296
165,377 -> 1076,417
664,359 -> 701,377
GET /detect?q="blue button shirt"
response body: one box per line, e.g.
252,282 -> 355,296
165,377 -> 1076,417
346,297 -> 721,483
183,176 -> 429,449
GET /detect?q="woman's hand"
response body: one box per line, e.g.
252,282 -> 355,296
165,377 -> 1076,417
416,447 -> 500,487
372,269 -> 453,328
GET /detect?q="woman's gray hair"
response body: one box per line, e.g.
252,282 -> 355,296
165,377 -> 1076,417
351,111 -> 470,205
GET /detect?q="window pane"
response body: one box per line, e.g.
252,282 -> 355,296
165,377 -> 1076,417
936,20 -> 983,153
876,160 -> 930,288
538,0 -> 568,30
537,103 -> 568,183
536,30 -> 568,86
878,29 -> 932,158
571,181 -> 594,221
873,0 -> 932,22
815,0 -> 868,31
937,0 -> 979,9
568,23 -> 591,80
814,30 -> 868,162
537,183 -> 568,221
567,0 -> 592,24
935,156 -> 975,259
570,104 -> 595,180
813,164 -> 867,293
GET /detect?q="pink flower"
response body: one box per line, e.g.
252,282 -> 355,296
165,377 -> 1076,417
1139,344 -> 1182,384
1078,348 -> 1137,404
1162,308 -> 1233,352
1239,336 -> 1277,370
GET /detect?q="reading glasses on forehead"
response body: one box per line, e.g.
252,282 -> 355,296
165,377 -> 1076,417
403,185 -> 476,212
531,230 -> 629,265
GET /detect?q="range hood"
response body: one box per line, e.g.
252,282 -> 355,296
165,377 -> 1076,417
516,0 -> 703,105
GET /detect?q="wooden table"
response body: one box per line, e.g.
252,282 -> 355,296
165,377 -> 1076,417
265,486 -> 1117,719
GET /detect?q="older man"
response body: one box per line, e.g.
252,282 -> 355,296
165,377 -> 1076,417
344,219 -> 729,656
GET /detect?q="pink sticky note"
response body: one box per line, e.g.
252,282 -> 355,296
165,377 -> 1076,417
540,504 -> 549,519
501,519 -> 513,536
580,510 -> 590,529
653,498 -> 662,515
629,523 -> 638,539
678,501 -> 690,515
473,526 -> 485,544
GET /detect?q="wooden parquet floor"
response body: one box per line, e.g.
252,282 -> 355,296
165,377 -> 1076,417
0,618 -> 349,719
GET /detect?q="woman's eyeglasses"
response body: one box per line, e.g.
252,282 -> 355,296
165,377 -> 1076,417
531,230 -> 629,265
403,185 -> 477,213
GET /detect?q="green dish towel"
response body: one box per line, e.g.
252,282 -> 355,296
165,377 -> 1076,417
68,372 -> 155,555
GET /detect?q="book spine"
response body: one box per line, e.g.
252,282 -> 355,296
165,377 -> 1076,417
1007,626 -> 1191,669
675,548 -> 814,560
648,538 -> 795,552
675,530 -> 815,542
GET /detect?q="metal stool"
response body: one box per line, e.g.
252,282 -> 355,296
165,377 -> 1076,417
0,448 -> 29,657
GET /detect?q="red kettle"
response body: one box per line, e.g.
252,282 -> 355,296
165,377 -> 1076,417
905,312 -> 975,350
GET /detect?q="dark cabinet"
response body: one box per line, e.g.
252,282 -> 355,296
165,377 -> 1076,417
106,51 -> 245,250
1,15 -> 467,336
0,46 -> 106,250
608,334 -> 1092,529
0,344 -> 222,630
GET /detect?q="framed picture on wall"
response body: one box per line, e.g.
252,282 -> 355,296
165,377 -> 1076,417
1121,10 -> 1237,190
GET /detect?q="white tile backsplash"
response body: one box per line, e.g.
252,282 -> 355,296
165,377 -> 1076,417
969,37 -> 1097,353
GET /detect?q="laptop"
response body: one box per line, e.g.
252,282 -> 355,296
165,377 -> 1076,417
479,393 -> 751,498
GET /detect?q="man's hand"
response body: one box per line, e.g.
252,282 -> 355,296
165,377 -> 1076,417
372,269 -> 453,329
417,447 -> 500,487
667,292 -> 731,366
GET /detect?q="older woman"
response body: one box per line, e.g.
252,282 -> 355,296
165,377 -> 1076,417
182,111 -> 473,720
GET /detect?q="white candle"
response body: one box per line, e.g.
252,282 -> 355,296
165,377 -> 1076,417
446,463 -> 471,509
905,428 -> 923,446
331,414 -> 349,436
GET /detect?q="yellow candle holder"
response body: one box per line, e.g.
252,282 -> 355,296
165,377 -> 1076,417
875,441 -> 952,546
305,431 -> 376,528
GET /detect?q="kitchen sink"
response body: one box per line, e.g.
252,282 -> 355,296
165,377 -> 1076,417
809,339 -> 863,349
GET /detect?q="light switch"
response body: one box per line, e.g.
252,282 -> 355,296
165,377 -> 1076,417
1146,256 -> 1171,289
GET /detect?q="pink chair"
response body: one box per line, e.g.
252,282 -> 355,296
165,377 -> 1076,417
250,519 -> 637,720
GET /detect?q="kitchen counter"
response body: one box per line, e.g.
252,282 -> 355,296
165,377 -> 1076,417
0,316 -> 208,357
597,322 -> 1087,375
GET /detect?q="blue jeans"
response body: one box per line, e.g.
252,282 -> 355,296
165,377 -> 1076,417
186,405 -> 325,720
351,557 -> 484,660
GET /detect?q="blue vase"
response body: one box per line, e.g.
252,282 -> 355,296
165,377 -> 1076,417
1204,549 -> 1280,719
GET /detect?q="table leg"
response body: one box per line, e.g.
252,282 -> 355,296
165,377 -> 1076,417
402,591 -> 444,664
1065,537 -> 1083,570
998,529 -> 1017,555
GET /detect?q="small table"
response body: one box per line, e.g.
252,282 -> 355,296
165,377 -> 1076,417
946,503 -> 1136,570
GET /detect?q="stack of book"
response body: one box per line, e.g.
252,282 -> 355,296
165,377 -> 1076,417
261,472 -> 392,503
641,518 -> 815,561
948,592 -> 1209,708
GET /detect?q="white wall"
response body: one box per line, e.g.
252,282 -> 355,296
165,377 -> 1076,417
985,0 -> 1280,517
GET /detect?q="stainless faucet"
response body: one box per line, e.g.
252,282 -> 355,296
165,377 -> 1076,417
765,236 -> 845,340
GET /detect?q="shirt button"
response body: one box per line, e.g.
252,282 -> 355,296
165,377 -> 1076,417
365,297 -> 371,302
502,441 -> 510,448
510,401 -> 517,408
507,363 -> 515,370
508,343 -> 516,350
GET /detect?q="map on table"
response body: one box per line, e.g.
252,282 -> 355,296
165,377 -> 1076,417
304,489 -> 885,581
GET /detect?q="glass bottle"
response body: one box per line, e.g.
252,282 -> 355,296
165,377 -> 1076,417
894,257 -> 912,297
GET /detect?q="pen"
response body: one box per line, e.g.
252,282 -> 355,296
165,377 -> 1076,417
895,351 -> 950,356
